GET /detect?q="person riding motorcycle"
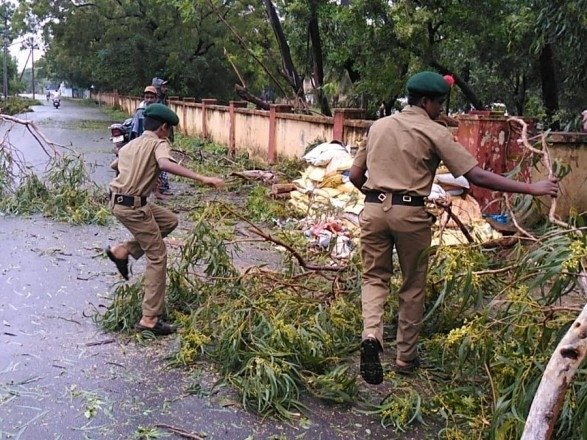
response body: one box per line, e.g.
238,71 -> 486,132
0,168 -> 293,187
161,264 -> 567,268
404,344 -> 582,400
52,90 -> 61,109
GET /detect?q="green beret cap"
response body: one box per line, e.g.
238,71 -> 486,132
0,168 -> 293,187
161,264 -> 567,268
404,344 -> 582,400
144,103 -> 179,126
406,71 -> 450,97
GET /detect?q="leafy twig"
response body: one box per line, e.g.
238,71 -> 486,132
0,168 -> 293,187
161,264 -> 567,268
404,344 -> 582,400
154,423 -> 205,440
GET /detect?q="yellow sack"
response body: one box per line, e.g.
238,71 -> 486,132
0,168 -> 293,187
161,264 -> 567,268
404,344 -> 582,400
319,174 -> 344,188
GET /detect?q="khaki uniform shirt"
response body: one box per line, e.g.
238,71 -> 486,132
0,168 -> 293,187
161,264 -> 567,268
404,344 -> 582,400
110,131 -> 174,197
353,106 -> 477,196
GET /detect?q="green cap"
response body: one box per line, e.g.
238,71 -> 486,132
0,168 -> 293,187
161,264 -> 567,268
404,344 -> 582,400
406,71 -> 450,97
143,103 -> 179,126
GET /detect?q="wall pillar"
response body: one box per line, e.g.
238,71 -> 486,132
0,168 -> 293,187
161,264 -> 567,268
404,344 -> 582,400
180,99 -> 195,136
201,98 -> 218,139
268,104 -> 292,163
229,101 -> 248,156
333,108 -> 365,143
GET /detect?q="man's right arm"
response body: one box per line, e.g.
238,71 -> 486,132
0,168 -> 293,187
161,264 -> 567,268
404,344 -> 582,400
464,165 -> 559,197
158,158 -> 225,188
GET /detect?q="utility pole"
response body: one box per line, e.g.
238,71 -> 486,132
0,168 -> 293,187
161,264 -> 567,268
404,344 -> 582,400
24,37 -> 39,99
1,12 -> 8,99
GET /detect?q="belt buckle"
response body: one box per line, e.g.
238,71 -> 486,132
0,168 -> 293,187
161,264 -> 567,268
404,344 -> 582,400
116,195 -> 124,203
402,195 -> 412,203
377,193 -> 387,202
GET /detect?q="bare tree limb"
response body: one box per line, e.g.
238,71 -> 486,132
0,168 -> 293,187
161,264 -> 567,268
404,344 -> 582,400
262,0 -> 304,97
205,0 -> 288,98
433,199 -> 475,243
521,271 -> 587,440
508,117 -> 578,232
224,47 -> 246,88
0,114 -> 70,155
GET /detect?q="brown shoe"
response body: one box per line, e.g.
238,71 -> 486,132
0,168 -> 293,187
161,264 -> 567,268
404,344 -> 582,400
134,319 -> 176,336
393,357 -> 420,375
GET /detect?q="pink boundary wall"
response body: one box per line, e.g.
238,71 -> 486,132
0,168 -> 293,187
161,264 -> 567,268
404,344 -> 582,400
93,91 -> 371,163
94,92 -> 587,216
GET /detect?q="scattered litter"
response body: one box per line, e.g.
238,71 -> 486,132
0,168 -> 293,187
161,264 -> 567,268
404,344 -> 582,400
230,170 -> 277,183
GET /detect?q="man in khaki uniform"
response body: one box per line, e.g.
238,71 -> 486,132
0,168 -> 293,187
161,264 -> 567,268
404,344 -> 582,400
106,103 -> 224,335
350,71 -> 559,384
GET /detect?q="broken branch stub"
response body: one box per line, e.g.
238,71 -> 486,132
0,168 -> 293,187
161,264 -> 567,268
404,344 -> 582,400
521,271 -> 587,440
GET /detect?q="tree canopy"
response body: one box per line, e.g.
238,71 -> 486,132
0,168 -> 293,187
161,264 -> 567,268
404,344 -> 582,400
14,0 -> 587,125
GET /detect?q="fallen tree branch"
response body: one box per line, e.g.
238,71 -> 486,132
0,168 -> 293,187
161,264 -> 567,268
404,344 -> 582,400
235,84 -> 270,110
0,114 -> 70,155
521,271 -> 587,440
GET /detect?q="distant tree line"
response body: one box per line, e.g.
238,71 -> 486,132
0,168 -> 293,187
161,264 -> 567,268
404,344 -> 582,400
13,0 -> 587,128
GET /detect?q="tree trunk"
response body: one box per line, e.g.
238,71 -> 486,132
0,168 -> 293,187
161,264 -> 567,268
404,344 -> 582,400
234,84 -> 270,110
308,0 -> 331,116
262,0 -> 304,97
513,74 -> 527,115
343,59 -> 361,83
521,272 -> 587,440
428,60 -> 484,110
422,19 -> 484,110
539,43 -> 559,130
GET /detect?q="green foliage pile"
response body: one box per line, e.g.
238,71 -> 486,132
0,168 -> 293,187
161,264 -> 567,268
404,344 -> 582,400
97,203 -> 363,419
0,153 -> 110,224
421,228 -> 587,439
96,196 -> 587,437
1,97 -> 41,115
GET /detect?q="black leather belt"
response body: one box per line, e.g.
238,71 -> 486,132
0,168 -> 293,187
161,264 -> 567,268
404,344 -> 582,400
111,193 -> 147,207
364,192 -> 425,207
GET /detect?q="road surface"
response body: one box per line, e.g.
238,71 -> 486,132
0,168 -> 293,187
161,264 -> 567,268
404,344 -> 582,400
0,98 -> 411,440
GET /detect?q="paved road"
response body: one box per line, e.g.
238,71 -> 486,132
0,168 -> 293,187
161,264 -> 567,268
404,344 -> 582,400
0,98 -> 400,440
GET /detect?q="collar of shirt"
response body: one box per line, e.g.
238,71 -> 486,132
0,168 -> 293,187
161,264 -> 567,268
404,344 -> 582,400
401,105 -> 430,118
142,130 -> 161,140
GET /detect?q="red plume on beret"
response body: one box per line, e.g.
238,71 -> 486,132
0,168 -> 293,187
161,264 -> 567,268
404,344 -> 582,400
444,75 -> 455,87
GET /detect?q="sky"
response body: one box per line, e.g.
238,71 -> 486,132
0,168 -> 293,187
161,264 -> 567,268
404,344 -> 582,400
5,0 -> 44,71
10,36 -> 45,72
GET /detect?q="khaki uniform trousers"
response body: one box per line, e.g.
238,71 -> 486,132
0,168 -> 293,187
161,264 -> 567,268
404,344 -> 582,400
359,200 -> 433,362
112,202 -> 179,317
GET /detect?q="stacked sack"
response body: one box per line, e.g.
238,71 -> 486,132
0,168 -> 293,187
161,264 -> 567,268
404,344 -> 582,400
428,166 -> 502,246
288,141 -> 365,226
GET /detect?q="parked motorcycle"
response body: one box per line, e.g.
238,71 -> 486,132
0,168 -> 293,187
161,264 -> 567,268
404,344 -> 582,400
109,118 -> 133,155
52,98 -> 61,109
